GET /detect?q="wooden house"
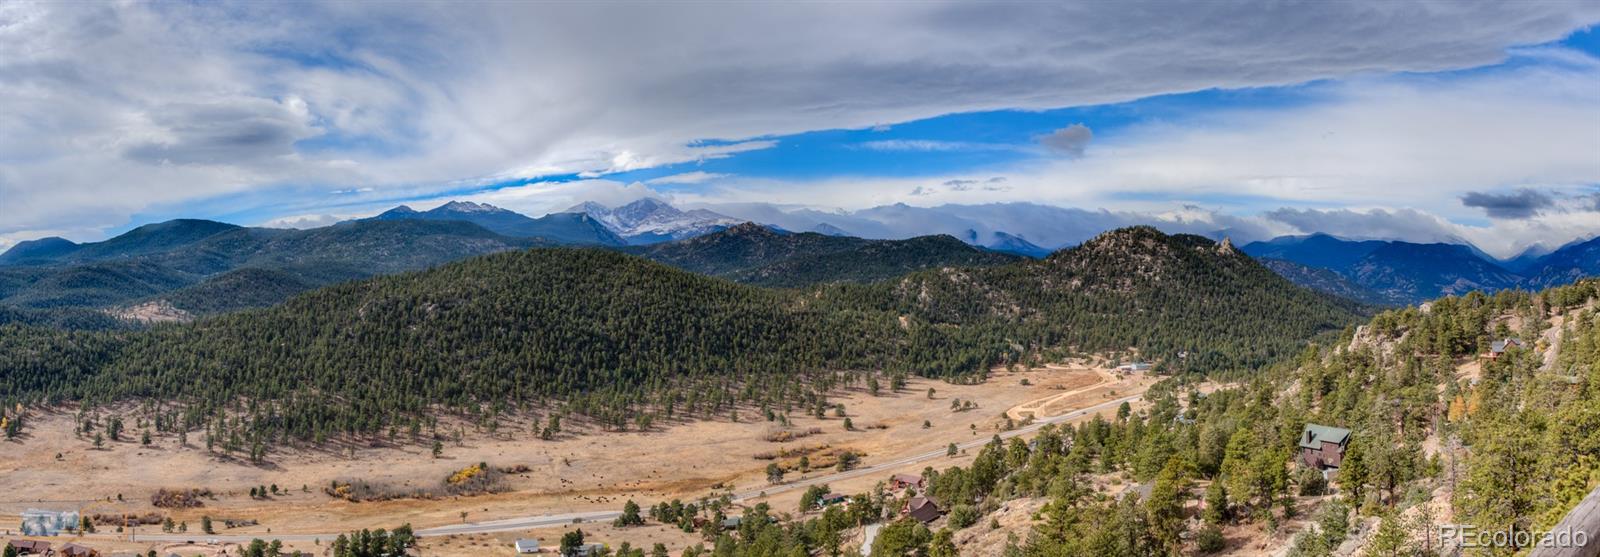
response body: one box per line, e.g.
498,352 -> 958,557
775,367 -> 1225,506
1297,423 -> 1351,470
6,540 -> 51,555
1485,338 -> 1524,360
60,543 -> 101,557
889,473 -> 925,491
901,496 -> 942,524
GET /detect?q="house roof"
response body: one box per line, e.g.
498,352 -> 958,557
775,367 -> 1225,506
891,473 -> 923,484
1490,338 -> 1524,353
1298,424 -> 1351,449
514,538 -> 540,551
8,540 -> 52,552
905,496 -> 941,523
60,543 -> 96,557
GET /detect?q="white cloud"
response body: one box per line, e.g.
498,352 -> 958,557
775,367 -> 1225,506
3,2 -> 1597,244
1261,208 -> 1465,244
258,213 -> 359,229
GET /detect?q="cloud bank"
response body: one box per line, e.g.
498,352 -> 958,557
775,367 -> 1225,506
3,1 -> 1598,249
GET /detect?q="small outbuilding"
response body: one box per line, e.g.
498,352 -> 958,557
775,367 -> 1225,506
514,538 -> 540,554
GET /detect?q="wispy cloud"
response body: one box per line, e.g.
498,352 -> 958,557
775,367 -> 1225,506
854,140 -> 1020,152
259,213 -> 359,229
646,171 -> 730,185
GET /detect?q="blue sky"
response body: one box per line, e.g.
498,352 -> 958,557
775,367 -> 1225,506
3,2 -> 1598,256
599,85 -> 1331,190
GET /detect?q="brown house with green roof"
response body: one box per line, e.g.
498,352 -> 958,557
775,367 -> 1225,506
1298,423 -> 1351,470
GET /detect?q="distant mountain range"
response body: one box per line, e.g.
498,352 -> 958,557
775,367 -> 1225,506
0,200 -> 1031,321
1241,233 -> 1600,304
628,222 -> 1021,287
4,199 -> 1597,322
690,201 -> 1101,256
370,201 -> 624,245
366,198 -> 1065,257
0,218 -> 543,318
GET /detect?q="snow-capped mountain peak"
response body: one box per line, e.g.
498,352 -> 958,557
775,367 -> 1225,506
437,200 -> 503,213
566,198 -> 742,244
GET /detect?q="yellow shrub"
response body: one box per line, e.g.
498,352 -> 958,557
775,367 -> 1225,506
447,464 -> 484,485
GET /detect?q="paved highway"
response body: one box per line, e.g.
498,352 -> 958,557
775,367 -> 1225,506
87,392 -> 1143,543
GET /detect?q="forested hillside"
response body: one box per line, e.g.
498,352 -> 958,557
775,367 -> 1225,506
0,227 -> 1363,448
831,227 -> 1362,373
1258,258 -> 1389,306
631,223 -> 1020,287
644,279 -> 1600,557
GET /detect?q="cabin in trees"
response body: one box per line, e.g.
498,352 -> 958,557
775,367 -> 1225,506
573,543 -> 606,557
820,492 -> 849,506
1297,424 -> 1351,471
1116,362 -> 1152,373
889,473 -> 925,491
6,540 -> 51,555
1484,338 -> 1525,360
901,496 -> 943,524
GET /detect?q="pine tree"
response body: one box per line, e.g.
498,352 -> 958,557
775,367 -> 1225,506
615,500 -> 644,527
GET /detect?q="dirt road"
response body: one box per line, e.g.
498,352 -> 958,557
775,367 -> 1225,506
1004,366 -> 1115,421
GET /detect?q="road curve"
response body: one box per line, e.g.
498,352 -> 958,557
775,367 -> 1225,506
89,392 -> 1143,543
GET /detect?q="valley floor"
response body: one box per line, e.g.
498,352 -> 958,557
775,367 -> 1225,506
0,360 -> 1158,556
